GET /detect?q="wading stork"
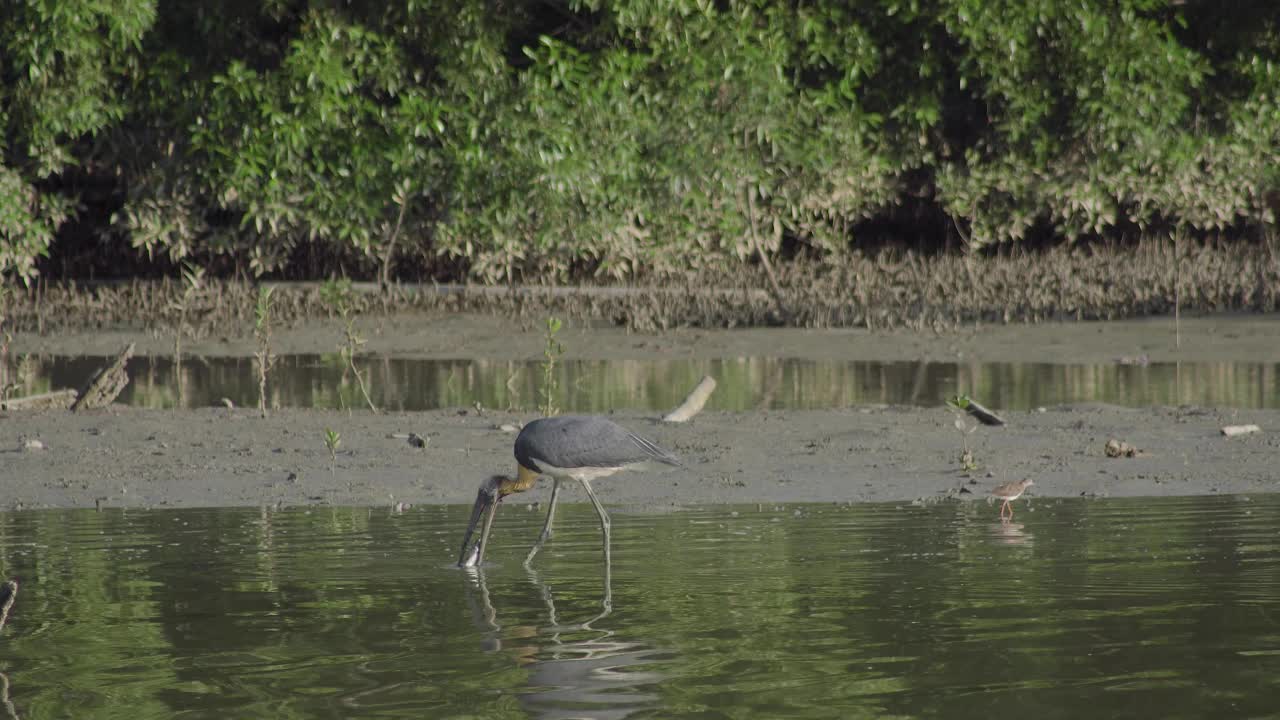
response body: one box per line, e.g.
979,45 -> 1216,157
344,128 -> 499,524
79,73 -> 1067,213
457,415 -> 681,569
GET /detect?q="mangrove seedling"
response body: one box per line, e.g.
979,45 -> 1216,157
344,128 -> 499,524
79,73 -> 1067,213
253,285 -> 277,418
539,316 -> 564,417
170,262 -> 205,355
324,428 -> 341,474
6,354 -> 36,400
946,394 -> 980,473
320,278 -> 377,413
169,262 -> 205,408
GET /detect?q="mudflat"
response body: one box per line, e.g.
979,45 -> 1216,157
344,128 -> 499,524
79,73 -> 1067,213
2,404 -> 1275,512
11,309 -> 1280,363
3,312 -> 1278,511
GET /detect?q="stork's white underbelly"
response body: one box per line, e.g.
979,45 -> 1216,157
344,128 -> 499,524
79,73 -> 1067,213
529,457 -> 638,482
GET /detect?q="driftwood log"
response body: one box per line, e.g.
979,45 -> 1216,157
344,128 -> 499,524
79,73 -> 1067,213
0,389 -> 78,411
1221,424 -> 1261,437
71,343 -> 135,412
663,375 -> 717,423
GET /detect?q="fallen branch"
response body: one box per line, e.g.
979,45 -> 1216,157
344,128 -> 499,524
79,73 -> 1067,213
0,389 -> 78,411
663,375 -> 717,423
72,343 -> 135,412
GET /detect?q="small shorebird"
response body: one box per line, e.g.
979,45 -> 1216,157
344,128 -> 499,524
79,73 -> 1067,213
457,415 -> 681,570
991,479 -> 1034,520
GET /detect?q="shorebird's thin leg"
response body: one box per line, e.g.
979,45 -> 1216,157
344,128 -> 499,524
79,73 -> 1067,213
525,478 -> 562,567
579,478 -> 613,611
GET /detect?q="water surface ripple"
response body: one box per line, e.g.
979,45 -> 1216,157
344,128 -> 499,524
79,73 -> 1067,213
0,496 -> 1278,718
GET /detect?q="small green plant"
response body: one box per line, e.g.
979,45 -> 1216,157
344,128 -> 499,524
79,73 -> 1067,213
318,277 -> 353,320
946,394 -> 979,473
169,262 -> 205,408
170,262 -> 205,355
253,285 -> 277,418
324,428 -> 341,474
539,316 -> 564,417
320,278 -> 377,413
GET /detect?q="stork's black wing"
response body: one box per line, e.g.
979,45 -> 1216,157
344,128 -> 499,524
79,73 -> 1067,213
515,415 -> 681,471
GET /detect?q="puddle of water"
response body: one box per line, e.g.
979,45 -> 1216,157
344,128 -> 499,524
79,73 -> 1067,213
5,354 -> 1280,411
1,497 -> 1278,718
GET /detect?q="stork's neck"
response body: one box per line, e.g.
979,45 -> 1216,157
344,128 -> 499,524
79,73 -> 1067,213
499,464 -> 540,497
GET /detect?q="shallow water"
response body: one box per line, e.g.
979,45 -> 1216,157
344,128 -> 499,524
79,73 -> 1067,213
7,353 -> 1280,411
1,497 -> 1278,718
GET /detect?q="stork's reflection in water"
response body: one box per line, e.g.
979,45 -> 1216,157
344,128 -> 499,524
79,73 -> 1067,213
0,672 -> 18,720
463,560 -> 666,720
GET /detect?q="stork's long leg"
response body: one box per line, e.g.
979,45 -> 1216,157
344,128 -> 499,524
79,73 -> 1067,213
579,478 -> 613,610
524,478 -> 562,567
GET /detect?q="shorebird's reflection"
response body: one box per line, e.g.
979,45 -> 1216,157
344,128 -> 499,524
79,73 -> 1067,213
989,521 -> 1033,546
463,563 -> 664,720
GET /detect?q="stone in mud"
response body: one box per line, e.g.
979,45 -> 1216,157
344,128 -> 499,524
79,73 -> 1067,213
1104,438 -> 1138,458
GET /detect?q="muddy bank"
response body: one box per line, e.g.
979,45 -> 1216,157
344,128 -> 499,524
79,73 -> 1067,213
2,405 -> 1275,511
9,310 -> 1280,367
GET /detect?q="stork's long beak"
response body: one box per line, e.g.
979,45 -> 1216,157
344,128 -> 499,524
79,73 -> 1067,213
458,483 -> 500,567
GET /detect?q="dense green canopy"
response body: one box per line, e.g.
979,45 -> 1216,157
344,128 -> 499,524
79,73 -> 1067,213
2,0 -> 1277,285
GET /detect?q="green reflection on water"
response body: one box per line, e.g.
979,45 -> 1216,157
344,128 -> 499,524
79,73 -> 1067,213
7,354 -> 1280,411
1,497 -> 1278,718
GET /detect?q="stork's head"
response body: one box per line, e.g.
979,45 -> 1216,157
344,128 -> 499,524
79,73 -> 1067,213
457,475 -> 504,567
456,466 -> 541,567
